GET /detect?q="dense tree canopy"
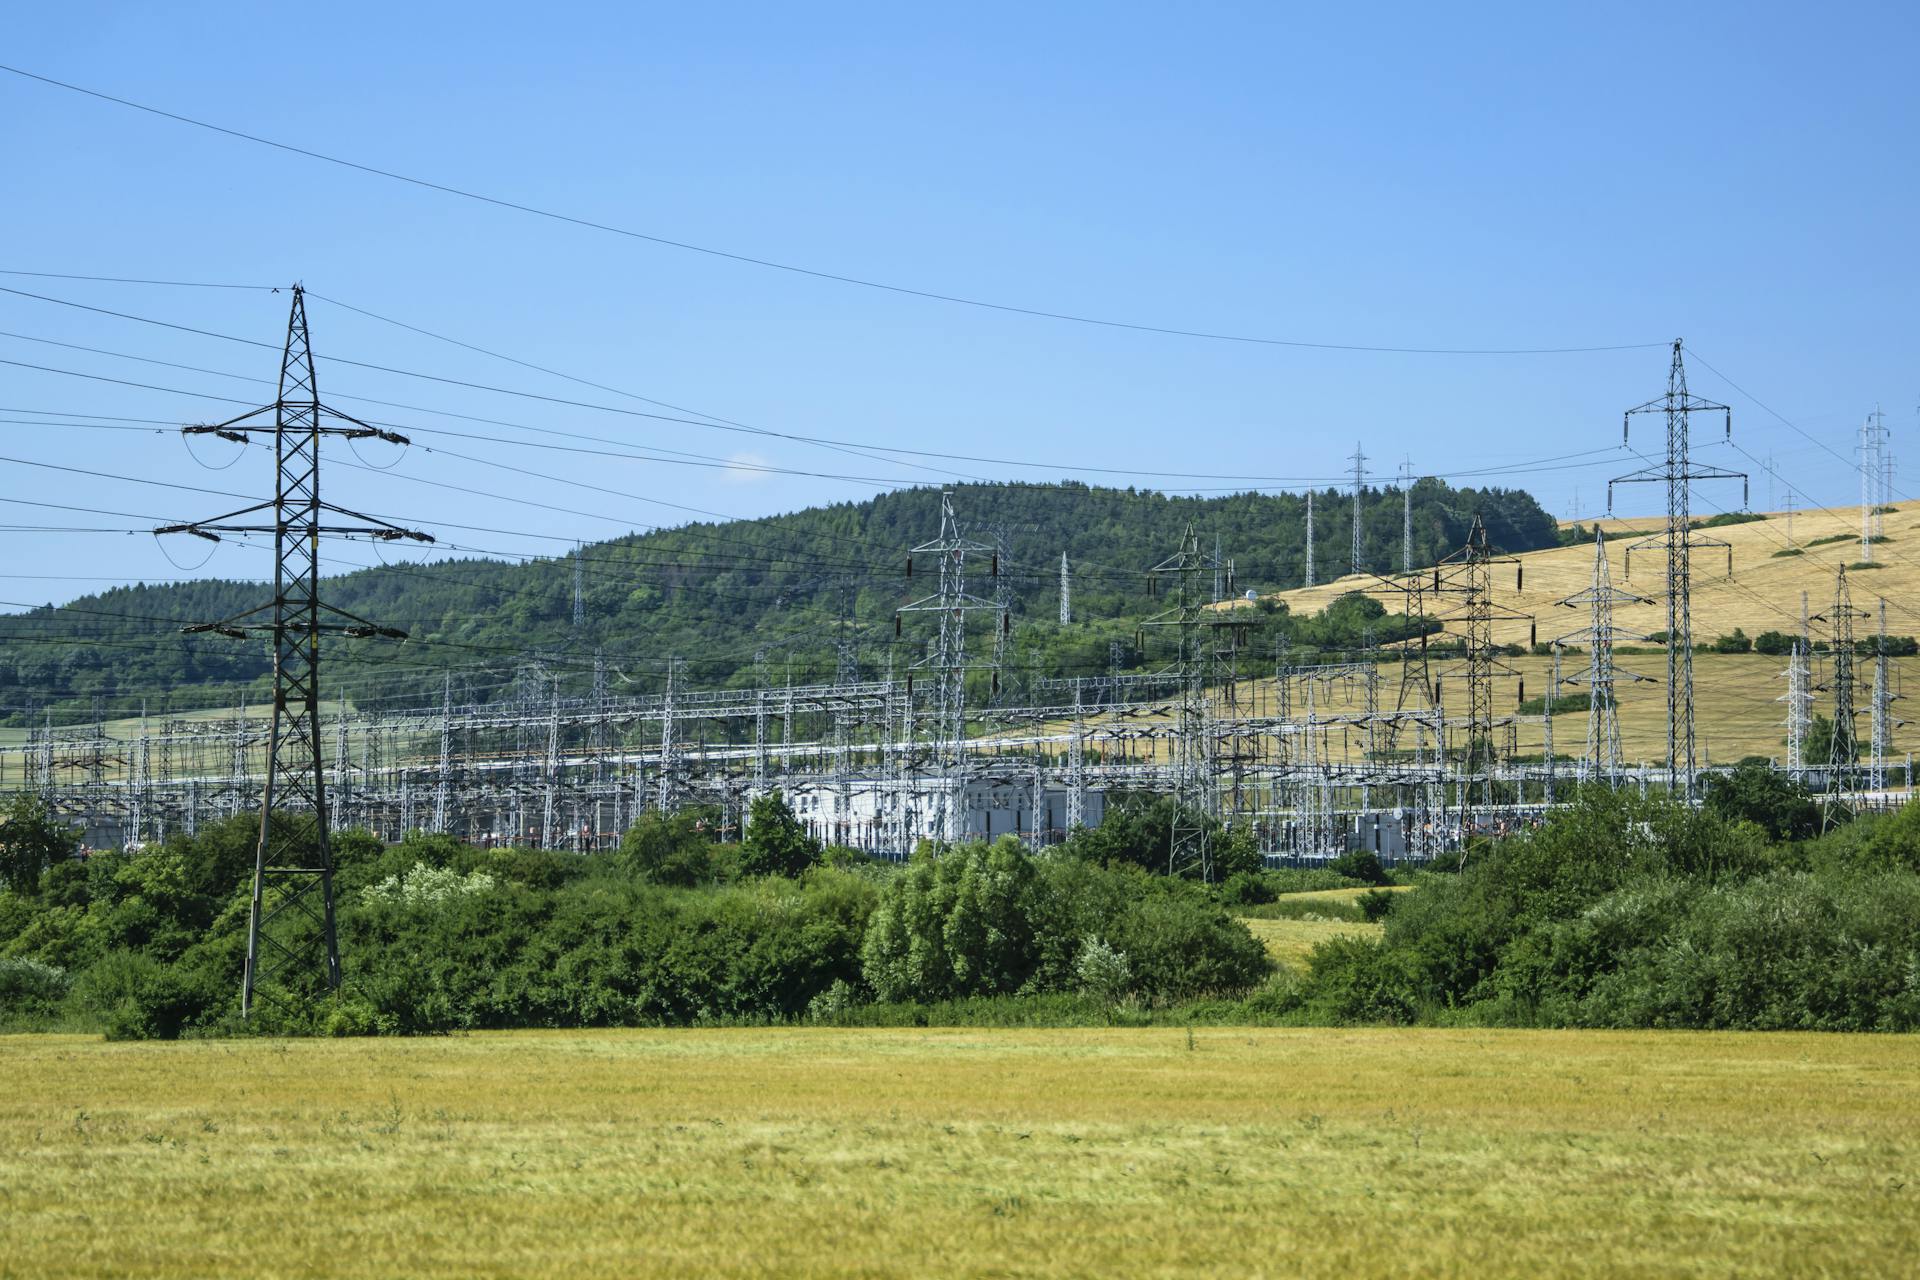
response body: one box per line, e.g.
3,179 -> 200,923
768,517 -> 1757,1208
0,479 -> 1557,723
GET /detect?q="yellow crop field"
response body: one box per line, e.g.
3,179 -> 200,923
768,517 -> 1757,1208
5,1028 -> 1917,1278
1237,915 -> 1381,968
1213,499 -> 1920,767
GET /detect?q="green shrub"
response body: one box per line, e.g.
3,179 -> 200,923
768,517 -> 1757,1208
1328,849 -> 1391,886
740,790 -> 822,878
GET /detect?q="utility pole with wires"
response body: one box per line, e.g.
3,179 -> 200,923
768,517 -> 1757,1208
1609,339 -> 1745,799
158,284 -> 432,1017
1349,441 -> 1369,576
1813,566 -> 1869,828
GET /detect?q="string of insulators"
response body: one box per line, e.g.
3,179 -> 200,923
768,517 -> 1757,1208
894,614 -> 902,637
1517,565 -> 1524,590
1518,678 -> 1526,708
991,553 -> 998,577
991,672 -> 1000,696
905,556 -> 912,579
1529,621 -> 1537,647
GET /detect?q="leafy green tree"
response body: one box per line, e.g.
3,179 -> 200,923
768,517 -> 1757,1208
1703,762 -> 1819,842
740,791 -> 822,878
861,838 -> 1051,1002
617,806 -> 722,887
0,795 -> 78,895
1329,849 -> 1392,886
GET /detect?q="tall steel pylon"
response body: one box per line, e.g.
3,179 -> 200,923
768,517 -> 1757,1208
159,285 -> 431,1016
1555,529 -> 1649,783
1398,459 -> 1415,573
1781,591 -> 1813,775
1870,598 -> 1896,793
1304,490 -> 1316,587
1813,566 -> 1869,826
1609,339 -> 1745,798
657,656 -> 682,814
1059,551 -> 1071,625
1349,441 -> 1368,576
897,491 -> 1002,842
1430,516 -> 1526,836
1860,408 -> 1889,561
1145,523 -> 1220,878
572,543 -> 586,630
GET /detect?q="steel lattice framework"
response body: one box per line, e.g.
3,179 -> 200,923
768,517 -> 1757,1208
157,286 -> 432,1016
1555,529 -> 1649,783
1609,339 -> 1745,798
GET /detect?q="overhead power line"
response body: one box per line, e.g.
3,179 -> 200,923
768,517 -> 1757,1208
0,65 -> 1663,356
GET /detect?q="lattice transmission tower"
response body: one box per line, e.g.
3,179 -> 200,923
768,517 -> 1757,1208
1429,516 -> 1527,837
1349,441 -> 1368,576
1059,551 -> 1071,625
1145,523 -> 1220,878
1861,408 -> 1889,561
1870,598 -> 1897,794
1304,490 -> 1316,587
1555,529 -> 1649,783
896,492 -> 1003,842
1781,592 -> 1813,775
1609,339 -> 1745,797
1399,459 -> 1415,573
1813,566 -> 1869,827
159,285 -> 431,1016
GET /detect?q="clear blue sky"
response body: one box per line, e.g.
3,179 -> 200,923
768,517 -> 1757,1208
0,2 -> 1914,602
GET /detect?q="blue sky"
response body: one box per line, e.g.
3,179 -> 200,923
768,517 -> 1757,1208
0,1 -> 1914,600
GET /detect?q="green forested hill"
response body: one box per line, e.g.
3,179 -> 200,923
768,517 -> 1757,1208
0,479 -> 1557,722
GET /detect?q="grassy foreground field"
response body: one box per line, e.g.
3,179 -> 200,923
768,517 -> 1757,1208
4,1030 -> 1917,1279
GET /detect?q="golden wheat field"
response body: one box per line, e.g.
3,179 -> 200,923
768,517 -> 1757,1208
4,1028 -> 1917,1279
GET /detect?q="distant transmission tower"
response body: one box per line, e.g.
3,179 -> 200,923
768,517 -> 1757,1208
1556,529 -> 1648,783
160,285 -> 430,1016
1349,441 -> 1368,576
1304,490 -> 1316,587
897,492 -> 1003,841
1871,598 -> 1895,793
1059,551 -> 1071,625
572,543 -> 586,630
1781,591 -> 1812,775
1399,459 -> 1415,573
1861,408 -> 1888,561
1813,566 -> 1869,826
1145,524 -> 1220,879
1432,516 -> 1527,833
1609,339 -> 1745,797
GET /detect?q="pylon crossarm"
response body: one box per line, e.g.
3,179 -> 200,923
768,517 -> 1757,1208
182,405 -> 277,435
317,501 -> 433,540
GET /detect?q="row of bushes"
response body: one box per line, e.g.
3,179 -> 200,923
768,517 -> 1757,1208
0,792 -> 1273,1038
1282,773 -> 1920,1031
